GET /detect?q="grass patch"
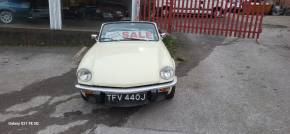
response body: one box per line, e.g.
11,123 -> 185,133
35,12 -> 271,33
163,35 -> 177,58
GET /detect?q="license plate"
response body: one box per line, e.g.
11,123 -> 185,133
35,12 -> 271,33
105,92 -> 147,104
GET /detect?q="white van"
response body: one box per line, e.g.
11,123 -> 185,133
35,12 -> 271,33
155,0 -> 233,17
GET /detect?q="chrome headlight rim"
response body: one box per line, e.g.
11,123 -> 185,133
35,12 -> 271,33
77,68 -> 92,82
160,66 -> 175,80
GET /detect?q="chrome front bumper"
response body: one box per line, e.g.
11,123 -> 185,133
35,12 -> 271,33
75,77 -> 177,94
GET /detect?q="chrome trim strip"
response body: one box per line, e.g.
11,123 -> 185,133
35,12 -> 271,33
75,77 -> 177,93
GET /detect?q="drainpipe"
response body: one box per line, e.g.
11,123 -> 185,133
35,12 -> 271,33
48,0 -> 62,30
131,0 -> 141,21
131,0 -> 135,21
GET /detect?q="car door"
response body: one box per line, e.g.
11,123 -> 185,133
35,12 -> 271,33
174,0 -> 200,14
9,0 -> 30,11
30,0 -> 49,19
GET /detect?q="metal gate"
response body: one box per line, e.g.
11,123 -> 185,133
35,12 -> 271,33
140,0 -> 268,39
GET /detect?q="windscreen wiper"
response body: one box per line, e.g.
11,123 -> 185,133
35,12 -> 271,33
123,38 -> 149,41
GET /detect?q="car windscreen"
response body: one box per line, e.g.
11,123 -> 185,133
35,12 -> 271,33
99,22 -> 159,42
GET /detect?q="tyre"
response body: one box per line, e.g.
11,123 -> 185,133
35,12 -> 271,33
272,6 -> 283,16
161,7 -> 170,17
0,11 -> 14,24
166,86 -> 176,99
212,8 -> 224,18
272,10 -> 280,16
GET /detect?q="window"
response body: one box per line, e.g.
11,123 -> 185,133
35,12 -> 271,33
0,0 -> 133,31
61,0 -> 131,31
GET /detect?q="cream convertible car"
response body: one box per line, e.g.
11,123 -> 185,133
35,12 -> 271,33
75,22 -> 177,106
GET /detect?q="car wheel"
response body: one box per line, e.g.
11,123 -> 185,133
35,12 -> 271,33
0,11 -> 14,24
166,86 -> 176,99
272,5 -> 283,16
161,7 -> 170,17
212,8 -> 224,18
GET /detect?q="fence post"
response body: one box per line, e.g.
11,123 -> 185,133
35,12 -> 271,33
167,0 -> 174,32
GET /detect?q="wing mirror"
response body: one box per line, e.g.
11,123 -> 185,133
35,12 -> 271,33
91,34 -> 98,41
160,33 -> 167,38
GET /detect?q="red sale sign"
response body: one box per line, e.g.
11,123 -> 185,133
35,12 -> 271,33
122,31 -> 153,40
104,31 -> 154,40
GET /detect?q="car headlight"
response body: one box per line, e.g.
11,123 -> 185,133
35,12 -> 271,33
160,66 -> 174,80
77,68 -> 92,82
